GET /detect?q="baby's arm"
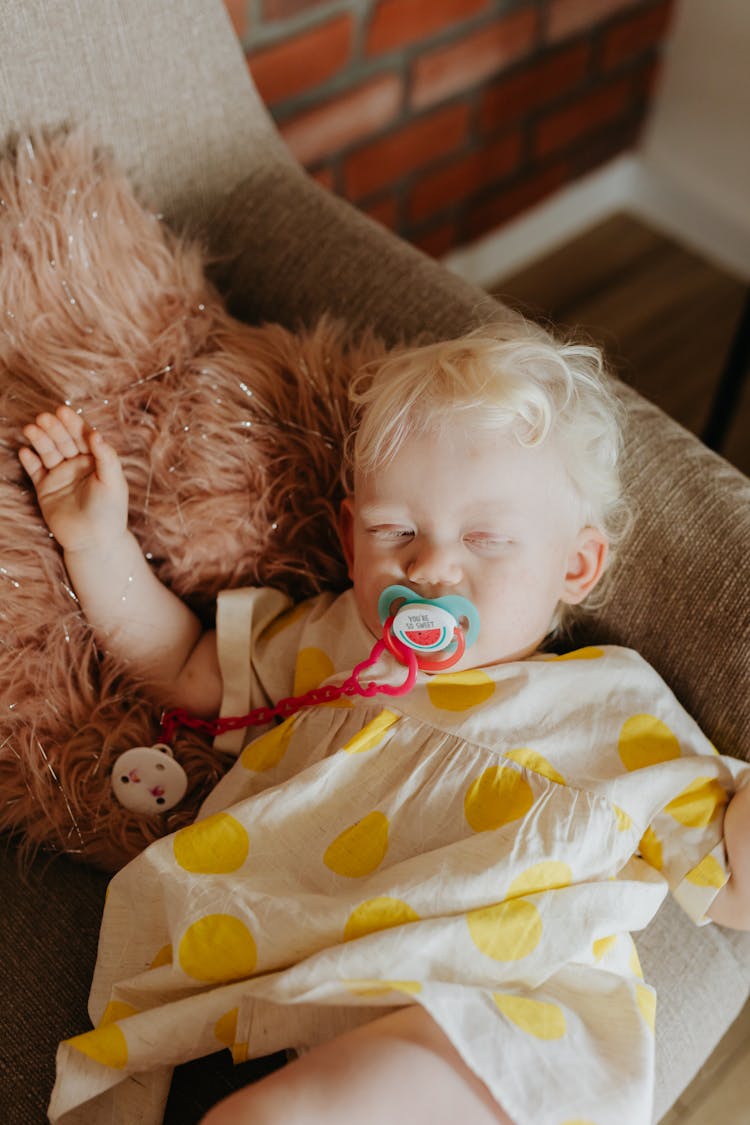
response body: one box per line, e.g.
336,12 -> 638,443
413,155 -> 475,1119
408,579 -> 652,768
707,781 -> 750,929
19,406 -> 222,716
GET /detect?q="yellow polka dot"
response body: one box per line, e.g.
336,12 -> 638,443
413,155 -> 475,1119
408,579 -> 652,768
261,603 -> 308,641
493,993 -> 566,1039
464,766 -> 534,832
427,669 -> 495,711
614,805 -> 632,831
618,714 -> 681,771
98,1001 -> 138,1027
467,899 -> 542,961
173,812 -> 249,874
233,1042 -> 249,1064
343,979 -> 422,997
628,938 -> 643,978
150,944 -> 173,969
342,710 -> 399,754
215,1009 -> 249,1063
639,826 -> 663,870
241,716 -> 295,771
504,747 -> 567,785
508,861 -> 571,898
553,647 -> 604,660
178,914 -> 257,983
686,853 -> 727,889
664,777 -> 728,829
294,646 -> 334,693
215,1011 -> 249,1061
324,811 -> 389,877
343,897 -> 420,943
244,715 -> 296,769
67,1024 -> 128,1069
636,983 -> 656,1031
592,935 -> 617,961
294,647 -> 351,706
214,1008 -> 238,1048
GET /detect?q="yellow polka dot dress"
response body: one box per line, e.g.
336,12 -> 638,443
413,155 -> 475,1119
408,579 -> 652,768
49,589 -> 749,1125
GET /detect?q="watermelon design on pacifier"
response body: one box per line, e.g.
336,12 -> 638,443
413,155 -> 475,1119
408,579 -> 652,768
392,603 -> 457,652
377,585 -> 480,665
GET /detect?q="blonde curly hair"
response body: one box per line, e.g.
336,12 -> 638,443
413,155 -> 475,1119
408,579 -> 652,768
344,318 -> 631,634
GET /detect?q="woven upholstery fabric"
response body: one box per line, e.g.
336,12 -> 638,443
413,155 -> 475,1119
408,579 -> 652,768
0,1 -> 748,1123
0,0 -> 280,229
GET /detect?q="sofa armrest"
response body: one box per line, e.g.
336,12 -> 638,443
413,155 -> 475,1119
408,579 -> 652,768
212,166 -> 749,763
0,0 -> 280,227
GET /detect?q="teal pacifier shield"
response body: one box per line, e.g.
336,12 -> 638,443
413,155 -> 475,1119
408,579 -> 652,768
377,585 -> 480,649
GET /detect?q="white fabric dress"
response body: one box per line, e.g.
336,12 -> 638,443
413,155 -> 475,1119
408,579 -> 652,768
49,588 -> 749,1125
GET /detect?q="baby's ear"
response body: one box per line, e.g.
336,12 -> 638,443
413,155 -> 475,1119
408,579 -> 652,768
561,527 -> 609,605
337,498 -> 356,579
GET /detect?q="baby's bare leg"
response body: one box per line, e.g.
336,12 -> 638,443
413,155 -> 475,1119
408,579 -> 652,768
201,1005 -> 513,1125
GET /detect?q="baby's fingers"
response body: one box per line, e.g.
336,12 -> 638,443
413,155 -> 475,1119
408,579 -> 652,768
17,444 -> 44,485
34,409 -> 85,462
23,410 -> 82,469
55,404 -> 91,455
88,429 -> 123,488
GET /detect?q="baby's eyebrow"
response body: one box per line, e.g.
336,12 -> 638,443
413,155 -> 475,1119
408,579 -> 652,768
358,503 -> 410,521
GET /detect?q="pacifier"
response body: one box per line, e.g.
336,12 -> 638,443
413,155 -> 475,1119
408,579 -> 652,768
111,744 -> 188,814
377,585 -> 480,672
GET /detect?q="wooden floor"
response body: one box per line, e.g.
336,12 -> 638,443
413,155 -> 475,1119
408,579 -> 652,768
491,213 -> 750,1123
491,212 -> 750,477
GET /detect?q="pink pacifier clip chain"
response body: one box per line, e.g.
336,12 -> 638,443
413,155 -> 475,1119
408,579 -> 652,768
113,588 -> 477,814
159,629 -> 418,744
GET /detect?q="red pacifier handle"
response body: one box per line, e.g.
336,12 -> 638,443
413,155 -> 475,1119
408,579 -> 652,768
159,626 -> 419,745
382,614 -> 466,672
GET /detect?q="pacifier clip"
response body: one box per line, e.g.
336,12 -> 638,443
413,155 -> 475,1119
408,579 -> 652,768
112,586 -> 479,813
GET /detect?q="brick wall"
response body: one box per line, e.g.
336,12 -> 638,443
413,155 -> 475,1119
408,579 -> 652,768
227,0 -> 675,257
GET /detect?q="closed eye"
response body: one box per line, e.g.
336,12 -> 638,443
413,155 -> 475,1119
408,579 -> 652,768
463,533 -> 513,552
368,525 -> 415,541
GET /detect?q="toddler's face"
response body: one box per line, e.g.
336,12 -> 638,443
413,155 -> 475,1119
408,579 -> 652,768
339,426 -> 607,669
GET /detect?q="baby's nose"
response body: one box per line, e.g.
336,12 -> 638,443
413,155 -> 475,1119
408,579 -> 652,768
406,540 -> 462,587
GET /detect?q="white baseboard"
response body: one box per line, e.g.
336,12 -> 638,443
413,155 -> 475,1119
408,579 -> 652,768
443,153 -> 750,286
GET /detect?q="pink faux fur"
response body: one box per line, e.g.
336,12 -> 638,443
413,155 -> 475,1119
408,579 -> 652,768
0,130 -> 384,871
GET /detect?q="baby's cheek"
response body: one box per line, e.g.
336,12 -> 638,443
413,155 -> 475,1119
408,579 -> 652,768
352,579 -> 381,637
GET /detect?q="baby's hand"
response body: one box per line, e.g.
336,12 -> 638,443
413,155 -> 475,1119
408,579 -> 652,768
18,405 -> 129,552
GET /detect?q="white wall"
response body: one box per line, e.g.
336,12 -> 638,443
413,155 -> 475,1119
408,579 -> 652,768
446,0 -> 750,286
640,0 -> 750,238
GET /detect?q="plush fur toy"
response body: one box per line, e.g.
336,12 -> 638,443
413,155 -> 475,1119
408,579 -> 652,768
0,130 -> 384,871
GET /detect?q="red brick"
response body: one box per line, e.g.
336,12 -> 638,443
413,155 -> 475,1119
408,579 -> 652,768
361,194 -> 400,231
409,131 -> 522,222
280,74 -> 403,166
571,114 -> 642,177
412,220 -> 459,258
479,42 -> 590,134
223,0 -> 248,39
601,1 -> 675,69
533,77 -> 632,158
310,165 -> 335,191
366,0 -> 489,56
263,0 -> 330,18
467,160 -> 570,239
344,102 -> 470,200
411,8 -> 538,109
249,15 -> 352,106
545,0 -> 641,42
635,54 -> 664,100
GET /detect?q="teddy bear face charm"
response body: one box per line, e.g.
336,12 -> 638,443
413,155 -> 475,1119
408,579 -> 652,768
111,744 -> 188,814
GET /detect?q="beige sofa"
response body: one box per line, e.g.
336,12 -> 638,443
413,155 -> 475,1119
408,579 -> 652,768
1,2 -> 748,1122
